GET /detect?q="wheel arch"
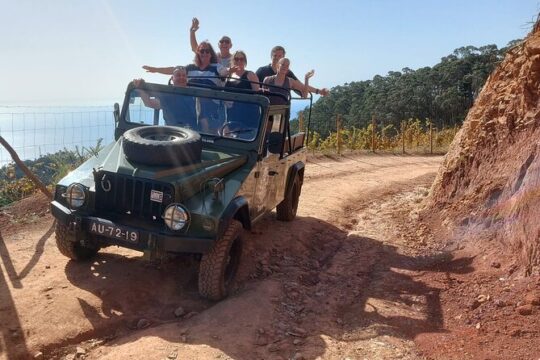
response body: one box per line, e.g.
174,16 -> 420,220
284,161 -> 305,196
218,196 -> 251,239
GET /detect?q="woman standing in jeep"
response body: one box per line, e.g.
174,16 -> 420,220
143,41 -> 230,132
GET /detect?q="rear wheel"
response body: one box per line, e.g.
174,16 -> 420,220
198,220 -> 243,301
276,176 -> 301,221
55,222 -> 98,260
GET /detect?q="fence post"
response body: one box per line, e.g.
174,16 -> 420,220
299,112 -> 304,132
371,115 -> 376,153
401,121 -> 406,154
429,120 -> 433,155
336,114 -> 342,155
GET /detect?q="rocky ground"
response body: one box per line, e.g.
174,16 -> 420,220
1,154 -> 539,360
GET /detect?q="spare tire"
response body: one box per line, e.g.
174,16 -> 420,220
122,126 -> 202,166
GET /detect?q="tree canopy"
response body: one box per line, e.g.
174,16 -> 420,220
303,41 -> 520,136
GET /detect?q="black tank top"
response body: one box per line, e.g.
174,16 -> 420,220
225,71 -> 252,90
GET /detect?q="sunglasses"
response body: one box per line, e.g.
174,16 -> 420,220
220,39 -> 230,44
234,57 -> 245,62
199,48 -> 211,54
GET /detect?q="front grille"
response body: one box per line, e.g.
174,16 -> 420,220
94,171 -> 174,221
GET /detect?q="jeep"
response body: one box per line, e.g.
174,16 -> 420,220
50,80 -> 309,300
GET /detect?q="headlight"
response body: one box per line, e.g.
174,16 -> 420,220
62,183 -> 86,209
163,204 -> 189,231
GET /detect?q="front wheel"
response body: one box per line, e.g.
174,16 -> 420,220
55,222 -> 98,260
198,220 -> 243,301
276,176 -> 301,221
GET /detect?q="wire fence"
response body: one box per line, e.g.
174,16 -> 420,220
0,106 -> 116,167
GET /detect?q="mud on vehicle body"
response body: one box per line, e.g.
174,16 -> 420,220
51,81 -> 310,300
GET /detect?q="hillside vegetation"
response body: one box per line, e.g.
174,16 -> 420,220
303,41 -> 520,137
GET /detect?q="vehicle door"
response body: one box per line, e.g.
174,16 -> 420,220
252,110 -> 288,217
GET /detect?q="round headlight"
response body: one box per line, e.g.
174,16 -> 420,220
63,183 -> 86,209
163,204 -> 189,231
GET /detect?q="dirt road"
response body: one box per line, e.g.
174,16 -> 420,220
1,154 -> 444,360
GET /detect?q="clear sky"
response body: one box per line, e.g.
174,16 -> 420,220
1,0 -> 538,105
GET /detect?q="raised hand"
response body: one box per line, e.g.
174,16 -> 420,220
191,17 -> 199,32
142,65 -> 154,73
305,69 -> 315,80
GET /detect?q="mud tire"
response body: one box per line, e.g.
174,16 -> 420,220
276,175 -> 301,221
55,222 -> 98,260
122,126 -> 202,166
198,220 -> 243,301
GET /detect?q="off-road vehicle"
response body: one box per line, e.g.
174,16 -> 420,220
51,80 -> 310,300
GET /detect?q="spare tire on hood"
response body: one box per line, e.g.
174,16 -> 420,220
122,126 -> 202,166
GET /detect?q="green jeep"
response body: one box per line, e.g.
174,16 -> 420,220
50,81 -> 309,300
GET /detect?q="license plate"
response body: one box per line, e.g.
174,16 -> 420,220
89,219 -> 139,243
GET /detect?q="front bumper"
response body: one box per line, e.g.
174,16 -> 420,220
51,200 -> 214,254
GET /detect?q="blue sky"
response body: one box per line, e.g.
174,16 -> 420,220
0,0 -> 538,105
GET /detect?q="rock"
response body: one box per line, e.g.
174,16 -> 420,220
293,339 -> 302,345
469,299 -> 481,310
65,354 -> 76,360
517,304 -> 533,315
254,333 -> 269,346
33,352 -> 43,359
494,299 -> 507,307
183,311 -> 198,319
490,261 -> 501,268
174,306 -> 185,317
76,347 -> 86,355
293,352 -> 304,360
524,292 -> 540,306
336,318 -> 344,325
167,350 -> 178,359
477,294 -> 489,303
292,327 -> 306,336
136,318 -> 150,329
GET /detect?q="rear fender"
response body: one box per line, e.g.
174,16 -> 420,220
284,162 -> 305,197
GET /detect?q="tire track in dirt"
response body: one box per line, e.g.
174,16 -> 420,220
0,154 -> 443,360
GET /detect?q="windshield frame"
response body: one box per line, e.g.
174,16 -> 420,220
117,82 -> 270,147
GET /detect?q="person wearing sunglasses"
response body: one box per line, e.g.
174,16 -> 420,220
190,17 -> 233,67
224,51 -> 261,132
225,51 -> 260,91
143,42 -> 230,133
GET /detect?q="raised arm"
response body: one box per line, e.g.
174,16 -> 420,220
132,79 -> 161,109
302,70 -> 329,96
190,18 -> 199,53
142,66 -> 175,75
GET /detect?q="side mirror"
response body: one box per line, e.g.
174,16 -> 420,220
113,103 -> 120,125
268,132 -> 283,154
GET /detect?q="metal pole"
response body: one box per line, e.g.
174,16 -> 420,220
336,114 -> 342,155
371,115 -> 376,153
401,121 -> 405,154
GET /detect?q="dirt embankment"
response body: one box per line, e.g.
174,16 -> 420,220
426,19 -> 540,276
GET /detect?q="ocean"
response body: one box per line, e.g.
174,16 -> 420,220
0,100 -> 310,167
0,105 -> 116,167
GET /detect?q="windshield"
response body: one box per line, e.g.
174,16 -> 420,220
126,88 -> 262,141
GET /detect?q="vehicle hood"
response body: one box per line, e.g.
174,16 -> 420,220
59,138 -> 250,200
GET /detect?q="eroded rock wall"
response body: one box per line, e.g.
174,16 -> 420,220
427,20 -> 540,274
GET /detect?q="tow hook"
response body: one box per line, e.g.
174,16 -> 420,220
68,217 -> 82,234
